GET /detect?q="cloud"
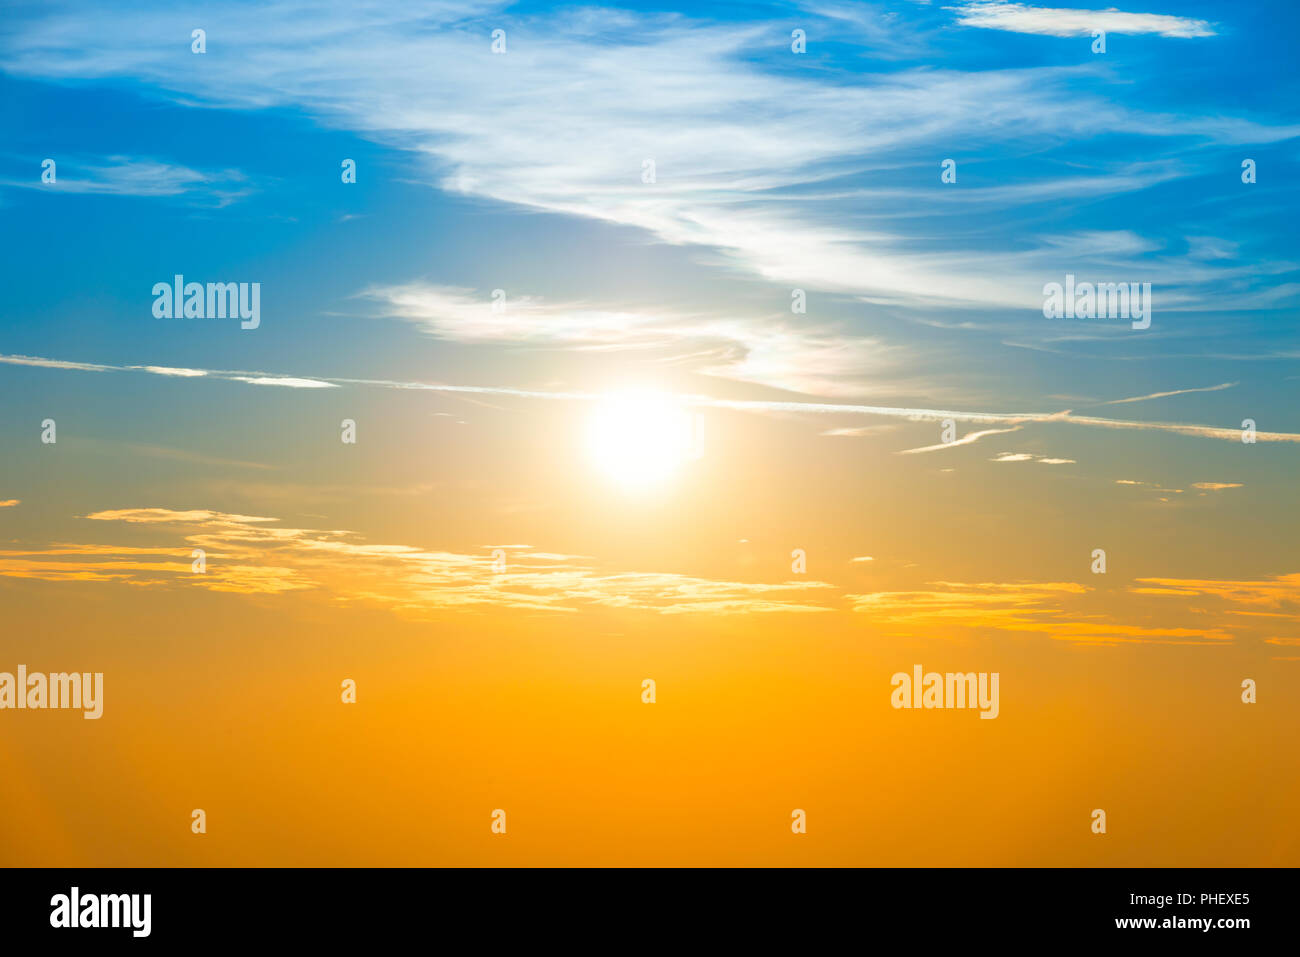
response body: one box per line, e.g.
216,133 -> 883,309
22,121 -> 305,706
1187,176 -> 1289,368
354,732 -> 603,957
1185,237 -> 1239,261
364,283 -> 899,397
0,2 -> 1288,316
1130,574 -> 1300,622
1191,482 -> 1242,491
990,451 -> 1075,464
0,354 -> 332,389
88,508 -> 279,525
0,499 -> 19,507
1098,382 -> 1236,405
1113,478 -> 1191,495
8,507 -> 1289,641
140,366 -> 208,377
848,580 -> 1233,644
0,355 -> 115,372
7,351 -> 1300,447
897,426 -> 1023,454
820,424 -> 901,437
949,2 -> 1215,38
229,376 -> 338,389
3,155 -> 250,204
0,508 -> 836,616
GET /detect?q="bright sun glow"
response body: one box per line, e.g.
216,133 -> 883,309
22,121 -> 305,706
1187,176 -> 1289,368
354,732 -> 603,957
587,391 -> 697,490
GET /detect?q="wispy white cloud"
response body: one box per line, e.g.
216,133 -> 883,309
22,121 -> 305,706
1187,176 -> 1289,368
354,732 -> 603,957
949,1 -> 1215,38
0,2 -> 1287,315
140,365 -> 208,377
820,424 -> 901,437
364,283 -> 899,397
990,451 -> 1076,464
229,376 -> 338,389
2,155 -> 250,204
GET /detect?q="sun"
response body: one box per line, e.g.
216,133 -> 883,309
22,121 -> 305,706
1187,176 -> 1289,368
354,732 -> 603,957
586,391 -> 698,490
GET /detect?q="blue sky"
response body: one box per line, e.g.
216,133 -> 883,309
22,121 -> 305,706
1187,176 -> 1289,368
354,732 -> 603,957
1,0 -> 1298,463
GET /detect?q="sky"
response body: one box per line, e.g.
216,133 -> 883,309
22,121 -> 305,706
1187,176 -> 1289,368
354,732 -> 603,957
0,0 -> 1297,866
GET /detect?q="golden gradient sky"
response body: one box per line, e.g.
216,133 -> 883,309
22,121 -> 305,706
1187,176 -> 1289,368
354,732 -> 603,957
2,382 -> 1298,866
2,0 -> 1299,866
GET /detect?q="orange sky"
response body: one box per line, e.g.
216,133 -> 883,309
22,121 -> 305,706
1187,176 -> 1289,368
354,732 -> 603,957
2,388 -> 1298,866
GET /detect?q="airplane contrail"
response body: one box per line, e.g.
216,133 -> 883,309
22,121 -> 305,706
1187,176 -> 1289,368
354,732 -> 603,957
3,353 -> 1296,444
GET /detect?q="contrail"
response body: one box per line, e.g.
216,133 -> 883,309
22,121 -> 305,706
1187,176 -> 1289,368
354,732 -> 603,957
3,352 -> 1297,444
1096,382 -> 1237,405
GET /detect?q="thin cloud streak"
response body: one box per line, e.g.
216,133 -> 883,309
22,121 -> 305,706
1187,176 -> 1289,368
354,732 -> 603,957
1098,382 -> 1236,405
847,580 -> 1233,645
1,155 -> 250,204
897,426 -> 1022,454
5,352 -> 1300,444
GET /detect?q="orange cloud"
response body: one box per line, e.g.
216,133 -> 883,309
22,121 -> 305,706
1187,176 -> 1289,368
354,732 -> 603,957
1132,574 -> 1300,613
0,508 -> 836,616
848,581 -> 1233,645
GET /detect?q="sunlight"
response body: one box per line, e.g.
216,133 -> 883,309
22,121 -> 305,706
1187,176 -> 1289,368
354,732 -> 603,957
586,391 -> 698,490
